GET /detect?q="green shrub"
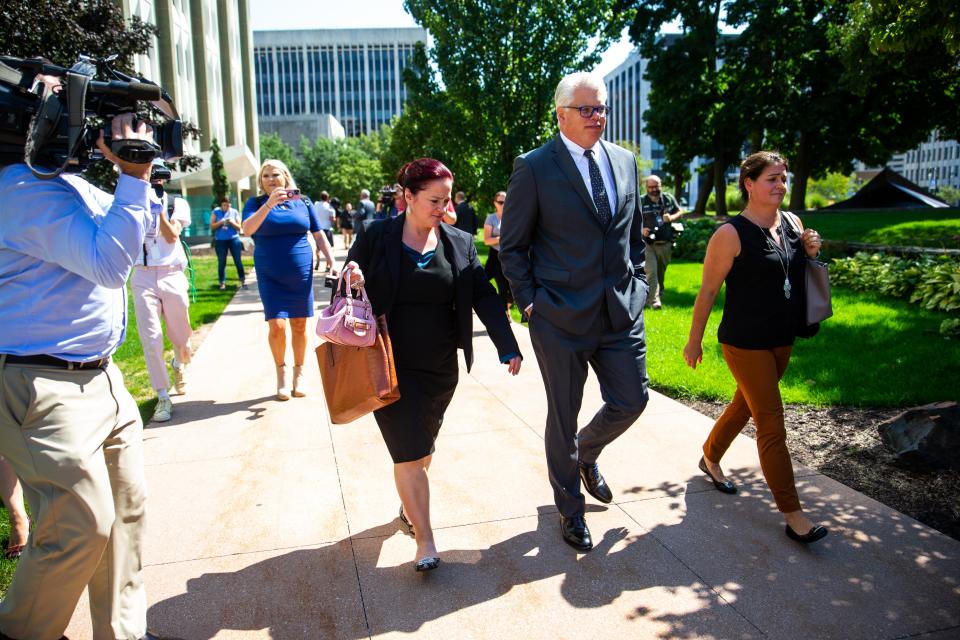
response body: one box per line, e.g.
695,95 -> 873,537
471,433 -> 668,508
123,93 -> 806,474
673,217 -> 719,261
830,252 -> 960,317
705,185 -> 745,213
806,192 -> 830,209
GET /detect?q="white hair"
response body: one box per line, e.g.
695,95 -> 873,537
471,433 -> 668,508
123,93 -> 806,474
554,72 -> 608,109
645,175 -> 662,184
360,189 -> 370,198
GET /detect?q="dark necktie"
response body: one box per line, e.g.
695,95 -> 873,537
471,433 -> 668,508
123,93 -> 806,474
584,149 -> 612,227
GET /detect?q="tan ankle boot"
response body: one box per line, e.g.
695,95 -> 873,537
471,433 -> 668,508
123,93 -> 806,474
292,364 -> 306,397
276,364 -> 290,401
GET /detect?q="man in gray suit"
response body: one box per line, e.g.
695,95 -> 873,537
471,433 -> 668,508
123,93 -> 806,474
500,72 -> 649,552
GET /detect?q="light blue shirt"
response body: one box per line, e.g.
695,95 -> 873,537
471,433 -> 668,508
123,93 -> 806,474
0,164 -> 151,361
559,131 -> 619,214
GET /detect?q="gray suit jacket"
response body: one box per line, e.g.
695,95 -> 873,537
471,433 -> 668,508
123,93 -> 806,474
499,136 -> 647,335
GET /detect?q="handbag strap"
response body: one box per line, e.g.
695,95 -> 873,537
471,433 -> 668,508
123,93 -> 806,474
334,264 -> 371,307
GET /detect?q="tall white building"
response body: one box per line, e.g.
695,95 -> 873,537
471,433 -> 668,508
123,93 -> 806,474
602,46 -> 704,205
894,132 -> 960,192
253,28 -> 427,143
116,0 -> 260,201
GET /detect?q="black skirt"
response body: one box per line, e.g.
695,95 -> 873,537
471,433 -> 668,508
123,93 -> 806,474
374,239 -> 459,463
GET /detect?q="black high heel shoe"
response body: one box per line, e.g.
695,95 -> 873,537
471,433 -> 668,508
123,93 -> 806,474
785,523 -> 829,544
415,556 -> 440,572
399,505 -> 415,536
698,456 -> 738,494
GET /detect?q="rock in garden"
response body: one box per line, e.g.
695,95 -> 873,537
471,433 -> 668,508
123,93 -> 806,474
877,402 -> 960,470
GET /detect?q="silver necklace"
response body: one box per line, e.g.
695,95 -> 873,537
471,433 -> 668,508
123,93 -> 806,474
741,210 -> 792,299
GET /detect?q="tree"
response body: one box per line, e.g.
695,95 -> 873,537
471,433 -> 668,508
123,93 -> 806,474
726,0 -> 944,209
629,1 -> 745,216
258,133 -> 299,175
209,138 -> 229,207
835,0 -> 959,140
402,0 -> 630,202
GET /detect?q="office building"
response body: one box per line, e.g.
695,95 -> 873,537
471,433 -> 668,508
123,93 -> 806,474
602,45 -> 704,205
252,28 -> 427,143
117,0 -> 260,219
894,132 -> 960,192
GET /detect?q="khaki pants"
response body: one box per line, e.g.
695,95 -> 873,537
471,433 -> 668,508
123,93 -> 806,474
0,358 -> 147,640
132,266 -> 192,393
644,241 -> 672,306
702,345 -> 801,513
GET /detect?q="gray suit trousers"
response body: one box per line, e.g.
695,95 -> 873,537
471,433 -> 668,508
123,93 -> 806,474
529,305 -> 649,518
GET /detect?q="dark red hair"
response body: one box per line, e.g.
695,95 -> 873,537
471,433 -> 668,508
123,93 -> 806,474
397,158 -> 453,195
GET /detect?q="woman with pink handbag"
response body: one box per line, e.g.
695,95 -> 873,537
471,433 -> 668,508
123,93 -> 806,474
343,158 -> 523,573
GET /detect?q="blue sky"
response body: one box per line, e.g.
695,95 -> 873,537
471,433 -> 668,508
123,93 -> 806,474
249,0 -> 637,77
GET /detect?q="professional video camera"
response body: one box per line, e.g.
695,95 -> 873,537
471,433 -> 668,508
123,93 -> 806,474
0,53 -> 182,179
379,185 -> 397,209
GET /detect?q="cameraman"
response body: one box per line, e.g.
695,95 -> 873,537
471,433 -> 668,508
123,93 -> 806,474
0,112 -> 158,640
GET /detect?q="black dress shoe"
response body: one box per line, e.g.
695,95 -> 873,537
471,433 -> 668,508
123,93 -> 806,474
698,456 -> 737,494
785,524 -> 829,544
560,515 -> 593,552
578,461 -> 613,503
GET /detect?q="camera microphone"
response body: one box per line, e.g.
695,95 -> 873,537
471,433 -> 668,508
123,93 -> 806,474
88,80 -> 161,101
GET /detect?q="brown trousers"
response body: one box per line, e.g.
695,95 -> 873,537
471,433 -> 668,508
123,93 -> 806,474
703,344 -> 801,513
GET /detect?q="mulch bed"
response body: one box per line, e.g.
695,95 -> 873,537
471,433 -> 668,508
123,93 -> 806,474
677,398 -> 960,541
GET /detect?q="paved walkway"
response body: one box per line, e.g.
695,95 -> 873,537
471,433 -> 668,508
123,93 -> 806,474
67,245 -> 960,639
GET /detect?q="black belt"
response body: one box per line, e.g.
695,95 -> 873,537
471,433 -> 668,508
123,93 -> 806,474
3,354 -> 110,370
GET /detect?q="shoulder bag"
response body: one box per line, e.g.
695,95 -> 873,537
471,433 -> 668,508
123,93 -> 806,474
316,314 -> 400,424
785,212 -> 833,334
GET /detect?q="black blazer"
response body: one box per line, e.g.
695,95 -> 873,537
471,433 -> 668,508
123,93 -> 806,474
345,214 -> 521,372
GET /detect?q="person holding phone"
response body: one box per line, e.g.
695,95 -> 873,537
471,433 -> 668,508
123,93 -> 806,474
242,159 -> 338,400
210,196 -> 246,290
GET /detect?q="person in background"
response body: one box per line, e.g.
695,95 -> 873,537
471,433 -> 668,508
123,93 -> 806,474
443,197 -> 457,225
683,150 -> 828,544
210,196 -> 246,290
340,201 -> 356,248
0,458 -> 29,560
242,159 -> 338,400
453,190 -> 478,237
345,158 -> 521,572
482,191 -> 513,312
357,189 -> 377,223
640,175 -> 683,309
316,190 -> 336,247
132,160 -> 193,423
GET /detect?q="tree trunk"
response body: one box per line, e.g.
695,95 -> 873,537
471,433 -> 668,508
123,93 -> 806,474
673,173 -> 683,202
789,132 -> 811,211
713,158 -> 727,217
694,166 -> 714,216
750,128 -> 763,154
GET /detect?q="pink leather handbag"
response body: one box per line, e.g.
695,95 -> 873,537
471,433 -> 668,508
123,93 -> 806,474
316,266 -> 377,347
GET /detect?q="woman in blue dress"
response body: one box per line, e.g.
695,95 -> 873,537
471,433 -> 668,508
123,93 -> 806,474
242,159 -> 337,400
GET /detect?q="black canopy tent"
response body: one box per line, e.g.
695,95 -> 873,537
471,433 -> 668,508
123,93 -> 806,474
826,167 -> 949,209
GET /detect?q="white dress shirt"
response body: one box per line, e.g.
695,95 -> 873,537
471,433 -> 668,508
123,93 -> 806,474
559,131 -> 618,213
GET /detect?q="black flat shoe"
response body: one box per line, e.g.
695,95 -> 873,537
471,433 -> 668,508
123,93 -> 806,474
560,515 -> 593,552
578,461 -> 613,503
415,556 -> 440,572
698,456 -> 738,494
399,505 -> 415,536
785,524 -> 829,544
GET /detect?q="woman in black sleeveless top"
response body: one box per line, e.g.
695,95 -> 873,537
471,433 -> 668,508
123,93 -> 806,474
683,152 -> 829,544
345,159 -> 523,572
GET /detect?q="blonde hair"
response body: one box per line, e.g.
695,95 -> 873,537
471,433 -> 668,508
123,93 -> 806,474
258,158 -> 297,193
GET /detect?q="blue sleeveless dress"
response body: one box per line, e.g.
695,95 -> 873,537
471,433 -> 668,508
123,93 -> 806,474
242,195 -> 320,320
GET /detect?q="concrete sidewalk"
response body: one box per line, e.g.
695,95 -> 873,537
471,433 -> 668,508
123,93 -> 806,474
67,247 -> 960,639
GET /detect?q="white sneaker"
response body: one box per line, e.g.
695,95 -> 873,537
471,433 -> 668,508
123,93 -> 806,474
170,357 -> 186,395
152,397 -> 173,422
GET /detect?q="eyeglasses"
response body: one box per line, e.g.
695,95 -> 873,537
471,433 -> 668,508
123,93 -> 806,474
495,200 -> 505,205
562,105 -> 610,118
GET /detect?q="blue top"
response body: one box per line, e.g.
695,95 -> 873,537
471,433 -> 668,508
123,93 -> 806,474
242,195 -> 320,240
0,164 -> 150,361
212,207 -> 241,241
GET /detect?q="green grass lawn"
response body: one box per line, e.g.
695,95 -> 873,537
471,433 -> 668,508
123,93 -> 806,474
647,261 -> 960,406
1,254 -> 252,595
799,208 -> 960,248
